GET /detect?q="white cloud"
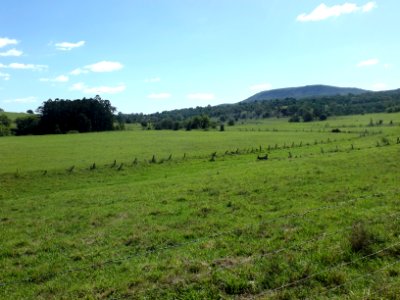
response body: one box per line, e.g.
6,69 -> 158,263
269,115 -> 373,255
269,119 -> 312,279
371,83 -> 387,91
70,68 -> 89,75
84,61 -> 123,72
71,82 -> 86,91
70,82 -> 126,94
70,61 -> 123,75
362,1 -> 377,12
85,85 -> 126,94
40,75 -> 69,83
0,72 -> 10,80
357,58 -> 379,67
187,93 -> 215,101
0,37 -> 18,48
297,2 -> 376,22
0,48 -> 23,57
144,77 -> 161,83
55,40 -> 85,51
1,63 -> 48,71
54,75 -> 69,82
147,93 -> 171,99
3,96 -> 37,104
383,63 -> 392,69
249,83 -> 272,92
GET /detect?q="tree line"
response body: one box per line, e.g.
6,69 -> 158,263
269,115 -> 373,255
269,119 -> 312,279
1,89 -> 400,136
119,89 -> 400,128
0,96 -> 116,136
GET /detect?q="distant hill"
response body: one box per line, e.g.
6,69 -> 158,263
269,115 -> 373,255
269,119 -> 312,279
242,85 -> 370,103
120,88 -> 400,129
0,111 -> 29,121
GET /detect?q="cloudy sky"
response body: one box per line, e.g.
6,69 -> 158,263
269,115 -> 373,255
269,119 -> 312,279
0,0 -> 399,113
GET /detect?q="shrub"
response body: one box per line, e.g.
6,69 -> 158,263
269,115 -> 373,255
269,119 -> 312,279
381,137 -> 390,146
349,222 -> 374,253
0,114 -> 11,136
15,115 -> 40,135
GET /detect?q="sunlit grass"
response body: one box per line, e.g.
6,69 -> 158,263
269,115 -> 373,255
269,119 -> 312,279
0,113 -> 399,299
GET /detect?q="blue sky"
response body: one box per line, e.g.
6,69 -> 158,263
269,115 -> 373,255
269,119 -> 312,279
0,0 -> 399,113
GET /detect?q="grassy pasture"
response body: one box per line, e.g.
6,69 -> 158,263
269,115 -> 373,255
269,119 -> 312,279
0,112 -> 400,299
1,112 -> 28,121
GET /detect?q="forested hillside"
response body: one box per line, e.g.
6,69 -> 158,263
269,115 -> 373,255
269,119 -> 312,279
120,89 -> 400,129
242,85 -> 368,103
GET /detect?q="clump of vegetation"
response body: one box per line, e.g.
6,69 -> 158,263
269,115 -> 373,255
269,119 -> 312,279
349,222 -> 376,253
0,114 -> 11,136
209,152 -> 217,162
381,137 -> 390,146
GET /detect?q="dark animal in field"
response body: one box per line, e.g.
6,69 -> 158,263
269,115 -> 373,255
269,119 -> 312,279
257,154 -> 268,161
210,152 -> 217,162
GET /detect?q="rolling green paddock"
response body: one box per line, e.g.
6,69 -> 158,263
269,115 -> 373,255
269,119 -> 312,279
1,112 -> 399,174
1,112 -> 28,121
0,112 -> 400,299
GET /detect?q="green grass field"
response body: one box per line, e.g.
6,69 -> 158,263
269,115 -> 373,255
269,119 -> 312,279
1,113 -> 400,299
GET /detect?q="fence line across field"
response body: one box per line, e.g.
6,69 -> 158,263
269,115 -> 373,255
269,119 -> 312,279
250,240 -> 400,299
361,277 -> 400,300
74,192 -> 383,262
1,192 -> 395,288
309,258 -> 400,299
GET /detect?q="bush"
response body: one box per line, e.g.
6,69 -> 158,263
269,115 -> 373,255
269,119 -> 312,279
319,114 -> 328,121
0,125 -> 10,136
349,222 -> 375,253
381,137 -> 390,146
0,114 -> 11,136
15,115 -> 40,135
289,115 -> 300,122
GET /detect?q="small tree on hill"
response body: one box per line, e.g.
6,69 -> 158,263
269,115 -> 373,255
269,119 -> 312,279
0,114 -> 11,136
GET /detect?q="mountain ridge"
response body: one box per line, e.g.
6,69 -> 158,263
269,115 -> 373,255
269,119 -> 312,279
242,84 -> 370,103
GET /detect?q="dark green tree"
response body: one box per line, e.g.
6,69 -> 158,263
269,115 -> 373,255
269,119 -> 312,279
15,115 -> 40,135
0,114 -> 11,136
37,96 -> 115,134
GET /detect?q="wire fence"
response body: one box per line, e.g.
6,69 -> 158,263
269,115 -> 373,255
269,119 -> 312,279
216,212 -> 400,272
361,277 -> 400,300
73,192 -> 380,262
250,241 -> 400,299
311,258 -> 400,299
0,192 -> 395,288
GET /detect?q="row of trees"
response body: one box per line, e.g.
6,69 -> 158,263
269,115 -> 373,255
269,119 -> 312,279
2,89 -> 400,135
120,89 -> 400,127
38,96 -> 115,134
148,115 -> 214,131
1,96 -> 117,136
